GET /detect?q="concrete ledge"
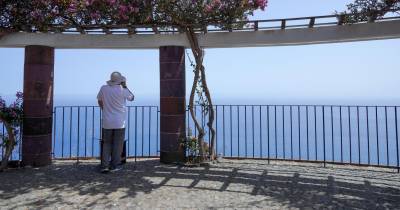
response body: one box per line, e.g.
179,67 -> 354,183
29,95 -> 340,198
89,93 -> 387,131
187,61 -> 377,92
1,20 -> 400,49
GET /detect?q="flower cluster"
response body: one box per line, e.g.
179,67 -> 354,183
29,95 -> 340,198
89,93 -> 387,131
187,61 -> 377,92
1,0 -> 152,31
0,92 -> 23,127
1,0 -> 268,31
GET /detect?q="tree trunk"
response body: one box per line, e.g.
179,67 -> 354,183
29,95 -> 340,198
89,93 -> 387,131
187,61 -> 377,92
185,28 -> 206,160
185,27 -> 216,161
199,65 -> 216,160
0,120 -> 16,172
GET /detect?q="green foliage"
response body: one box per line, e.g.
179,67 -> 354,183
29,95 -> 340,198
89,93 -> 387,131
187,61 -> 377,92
180,128 -> 210,163
0,92 -> 23,127
0,0 -> 267,32
340,0 -> 400,23
0,92 -> 23,164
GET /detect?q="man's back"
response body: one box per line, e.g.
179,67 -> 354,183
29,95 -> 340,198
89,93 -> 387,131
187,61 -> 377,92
97,85 -> 134,129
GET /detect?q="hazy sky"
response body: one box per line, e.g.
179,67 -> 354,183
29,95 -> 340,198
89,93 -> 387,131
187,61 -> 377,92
1,0 -> 399,105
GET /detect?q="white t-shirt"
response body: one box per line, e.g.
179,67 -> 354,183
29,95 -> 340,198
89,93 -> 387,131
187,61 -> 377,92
97,85 -> 134,129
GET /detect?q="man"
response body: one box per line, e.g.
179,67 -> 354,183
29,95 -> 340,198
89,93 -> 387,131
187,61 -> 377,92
97,71 -> 134,173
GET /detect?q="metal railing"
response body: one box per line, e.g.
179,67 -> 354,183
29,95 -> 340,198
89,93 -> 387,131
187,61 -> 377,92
4,11 -> 399,35
1,104 -> 399,172
52,106 -> 159,160
190,105 -> 400,172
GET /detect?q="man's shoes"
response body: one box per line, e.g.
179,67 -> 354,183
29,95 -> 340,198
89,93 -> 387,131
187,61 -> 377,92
110,165 -> 123,172
100,167 -> 110,173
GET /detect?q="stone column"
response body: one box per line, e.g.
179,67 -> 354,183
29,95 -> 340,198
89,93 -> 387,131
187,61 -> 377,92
22,45 -> 54,166
159,46 -> 186,163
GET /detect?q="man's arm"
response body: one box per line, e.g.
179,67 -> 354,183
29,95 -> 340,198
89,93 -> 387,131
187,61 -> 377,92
125,89 -> 134,101
97,86 -> 103,109
122,82 -> 134,101
98,100 -> 104,110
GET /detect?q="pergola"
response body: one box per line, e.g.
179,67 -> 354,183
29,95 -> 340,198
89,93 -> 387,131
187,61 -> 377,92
1,14 -> 400,166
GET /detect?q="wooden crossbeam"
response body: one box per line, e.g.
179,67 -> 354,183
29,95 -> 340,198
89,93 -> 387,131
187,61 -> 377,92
338,15 -> 345,26
309,17 -> 315,28
203,25 -> 208,33
128,27 -> 136,35
281,20 -> 286,29
1,19 -> 400,49
152,26 -> 160,34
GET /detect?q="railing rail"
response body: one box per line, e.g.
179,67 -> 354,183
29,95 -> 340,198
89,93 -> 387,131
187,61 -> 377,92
1,104 -> 399,172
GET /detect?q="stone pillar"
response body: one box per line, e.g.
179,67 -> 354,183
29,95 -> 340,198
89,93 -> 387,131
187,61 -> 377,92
22,45 -> 54,166
159,46 -> 186,163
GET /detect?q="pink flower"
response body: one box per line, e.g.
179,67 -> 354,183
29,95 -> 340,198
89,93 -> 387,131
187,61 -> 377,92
119,5 -> 128,13
107,0 -> 116,5
85,0 -> 96,6
119,5 -> 129,20
255,0 -> 268,10
67,3 -> 77,13
204,5 -> 212,13
211,0 -> 221,7
90,12 -> 101,20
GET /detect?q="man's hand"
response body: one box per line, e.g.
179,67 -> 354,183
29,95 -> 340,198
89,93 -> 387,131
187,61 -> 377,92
121,81 -> 127,89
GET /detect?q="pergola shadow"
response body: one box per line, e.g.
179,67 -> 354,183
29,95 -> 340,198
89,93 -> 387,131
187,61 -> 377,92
0,159 -> 399,209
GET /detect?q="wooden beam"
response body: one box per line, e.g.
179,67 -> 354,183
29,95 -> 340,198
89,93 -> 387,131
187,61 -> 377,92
1,20 -> 399,49
203,25 -> 208,33
281,20 -> 286,29
309,17 -> 315,28
338,15 -> 345,26
128,27 -> 136,35
152,26 -> 160,34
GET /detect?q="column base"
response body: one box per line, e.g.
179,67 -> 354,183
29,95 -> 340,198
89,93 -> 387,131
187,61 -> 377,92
22,153 -> 52,167
160,151 -> 186,164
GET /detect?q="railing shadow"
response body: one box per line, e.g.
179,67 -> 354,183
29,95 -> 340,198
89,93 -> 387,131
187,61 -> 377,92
0,159 -> 399,209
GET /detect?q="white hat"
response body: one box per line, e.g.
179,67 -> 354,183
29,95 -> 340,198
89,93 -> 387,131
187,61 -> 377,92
107,71 -> 126,86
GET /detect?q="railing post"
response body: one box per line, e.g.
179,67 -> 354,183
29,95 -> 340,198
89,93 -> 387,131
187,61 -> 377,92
395,107 -> 399,173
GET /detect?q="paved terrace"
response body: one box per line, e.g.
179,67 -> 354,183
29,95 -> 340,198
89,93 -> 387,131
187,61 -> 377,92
0,159 -> 399,209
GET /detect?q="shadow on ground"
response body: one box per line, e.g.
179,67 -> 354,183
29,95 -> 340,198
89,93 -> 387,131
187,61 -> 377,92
0,159 -> 399,209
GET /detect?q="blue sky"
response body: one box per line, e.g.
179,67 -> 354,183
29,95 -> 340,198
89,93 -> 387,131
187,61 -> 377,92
0,0 -> 399,105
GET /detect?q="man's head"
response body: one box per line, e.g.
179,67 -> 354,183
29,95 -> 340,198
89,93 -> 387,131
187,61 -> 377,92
107,71 -> 126,86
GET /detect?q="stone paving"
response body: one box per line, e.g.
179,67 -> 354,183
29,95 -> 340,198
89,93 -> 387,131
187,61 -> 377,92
0,159 -> 399,209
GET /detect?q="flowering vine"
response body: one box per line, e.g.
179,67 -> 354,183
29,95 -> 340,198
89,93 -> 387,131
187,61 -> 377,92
0,92 -> 23,171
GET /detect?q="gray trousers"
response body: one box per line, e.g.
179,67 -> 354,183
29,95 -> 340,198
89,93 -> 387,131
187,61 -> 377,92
101,128 -> 125,168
